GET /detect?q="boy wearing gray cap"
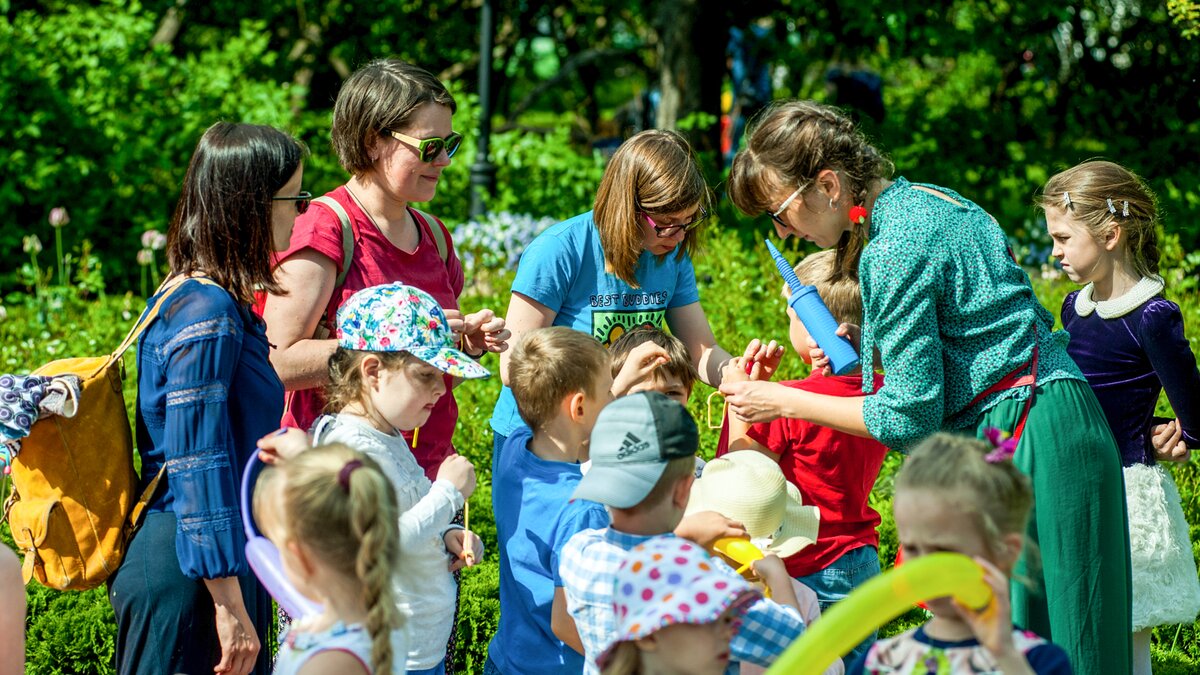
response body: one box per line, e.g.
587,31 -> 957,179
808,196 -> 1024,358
558,392 -> 807,675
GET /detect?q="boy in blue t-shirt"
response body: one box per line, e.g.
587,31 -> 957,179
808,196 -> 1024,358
486,326 -> 665,674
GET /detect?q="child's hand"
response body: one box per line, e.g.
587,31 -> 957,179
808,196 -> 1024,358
1151,419 -> 1190,463
749,555 -> 805,612
740,338 -> 785,381
255,427 -> 311,464
444,529 -> 485,572
436,455 -> 477,500
954,557 -> 1018,660
611,342 -> 670,397
808,323 -> 860,377
674,511 -> 748,551
722,357 -> 751,385
748,554 -> 788,586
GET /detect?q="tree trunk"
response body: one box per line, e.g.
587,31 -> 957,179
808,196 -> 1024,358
654,0 -> 726,168
150,0 -> 188,47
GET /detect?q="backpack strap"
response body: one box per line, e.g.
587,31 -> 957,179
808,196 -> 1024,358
109,277 -> 221,364
312,195 -> 355,288
126,466 -> 166,535
410,207 -> 450,264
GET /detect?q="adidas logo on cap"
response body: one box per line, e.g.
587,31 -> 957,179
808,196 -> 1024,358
615,432 -> 650,460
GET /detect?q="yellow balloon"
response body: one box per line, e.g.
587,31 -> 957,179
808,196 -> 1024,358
764,552 -> 992,674
713,537 -> 764,575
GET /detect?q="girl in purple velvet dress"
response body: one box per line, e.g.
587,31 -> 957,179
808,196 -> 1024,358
1042,160 -> 1200,675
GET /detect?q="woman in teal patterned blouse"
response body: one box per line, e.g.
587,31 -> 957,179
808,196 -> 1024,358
724,101 -> 1131,674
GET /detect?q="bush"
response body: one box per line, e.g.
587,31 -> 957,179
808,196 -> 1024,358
0,0 -> 297,293
453,212 -> 557,279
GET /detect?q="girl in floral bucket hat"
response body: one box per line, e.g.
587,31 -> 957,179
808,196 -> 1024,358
598,537 -> 762,675
303,282 -> 488,674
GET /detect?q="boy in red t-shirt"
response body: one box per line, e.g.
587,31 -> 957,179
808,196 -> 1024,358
718,249 -> 890,663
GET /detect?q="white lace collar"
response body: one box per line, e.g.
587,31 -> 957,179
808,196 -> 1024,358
1074,275 -> 1164,319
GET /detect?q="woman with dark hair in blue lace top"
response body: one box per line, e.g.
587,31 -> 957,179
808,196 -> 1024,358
108,121 -> 306,675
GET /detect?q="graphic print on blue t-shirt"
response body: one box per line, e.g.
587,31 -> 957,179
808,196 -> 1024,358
590,308 -> 664,346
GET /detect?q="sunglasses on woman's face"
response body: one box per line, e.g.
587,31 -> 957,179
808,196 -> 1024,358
642,208 -> 710,238
272,191 -> 312,214
385,129 -> 464,162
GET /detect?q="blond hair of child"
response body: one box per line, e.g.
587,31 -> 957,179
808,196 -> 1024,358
255,444 -> 403,674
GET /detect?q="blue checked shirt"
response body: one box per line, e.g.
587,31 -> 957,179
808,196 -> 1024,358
559,528 -> 806,675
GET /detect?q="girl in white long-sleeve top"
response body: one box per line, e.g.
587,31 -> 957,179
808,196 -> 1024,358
310,282 -> 490,675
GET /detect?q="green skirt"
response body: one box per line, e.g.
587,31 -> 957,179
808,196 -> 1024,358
975,377 -> 1132,675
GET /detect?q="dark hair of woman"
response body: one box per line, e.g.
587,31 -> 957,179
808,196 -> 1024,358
167,121 -> 306,303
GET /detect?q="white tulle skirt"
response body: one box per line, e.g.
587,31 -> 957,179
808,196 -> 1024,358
1125,462 -> 1200,630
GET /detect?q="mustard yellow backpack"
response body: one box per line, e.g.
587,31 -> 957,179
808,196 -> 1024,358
3,278 -> 215,590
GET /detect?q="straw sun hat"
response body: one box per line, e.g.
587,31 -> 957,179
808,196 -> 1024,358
686,450 -> 819,558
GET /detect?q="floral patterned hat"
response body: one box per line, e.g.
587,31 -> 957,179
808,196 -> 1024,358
596,536 -> 761,669
336,283 -> 490,380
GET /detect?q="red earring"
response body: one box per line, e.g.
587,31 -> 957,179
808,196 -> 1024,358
849,205 -> 868,225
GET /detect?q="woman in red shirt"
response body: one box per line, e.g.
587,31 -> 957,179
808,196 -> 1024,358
260,59 -> 509,481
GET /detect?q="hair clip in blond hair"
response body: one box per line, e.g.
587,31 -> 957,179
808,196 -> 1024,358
1062,192 -> 1073,209
983,427 -> 1017,463
1107,198 -> 1117,215
337,459 -> 364,491
1122,201 -> 1130,217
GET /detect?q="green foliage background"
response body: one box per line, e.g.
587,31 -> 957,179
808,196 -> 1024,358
3,0 -> 1200,672
3,0 -> 1200,292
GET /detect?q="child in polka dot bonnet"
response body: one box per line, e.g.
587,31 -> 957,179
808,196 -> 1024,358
598,536 -> 761,675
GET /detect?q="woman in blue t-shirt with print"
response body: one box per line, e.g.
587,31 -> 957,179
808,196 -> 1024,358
491,130 -> 773,452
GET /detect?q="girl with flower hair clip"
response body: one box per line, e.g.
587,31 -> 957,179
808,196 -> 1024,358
848,431 -> 1073,674
1042,159 -> 1200,675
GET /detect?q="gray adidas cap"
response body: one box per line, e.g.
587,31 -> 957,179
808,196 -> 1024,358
572,392 -> 699,509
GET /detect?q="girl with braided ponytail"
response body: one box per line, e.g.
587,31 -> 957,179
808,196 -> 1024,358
724,101 -> 1132,674
254,443 -> 405,674
1042,160 -> 1200,675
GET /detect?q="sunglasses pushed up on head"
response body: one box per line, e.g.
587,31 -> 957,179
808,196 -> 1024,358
385,129 -> 464,163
